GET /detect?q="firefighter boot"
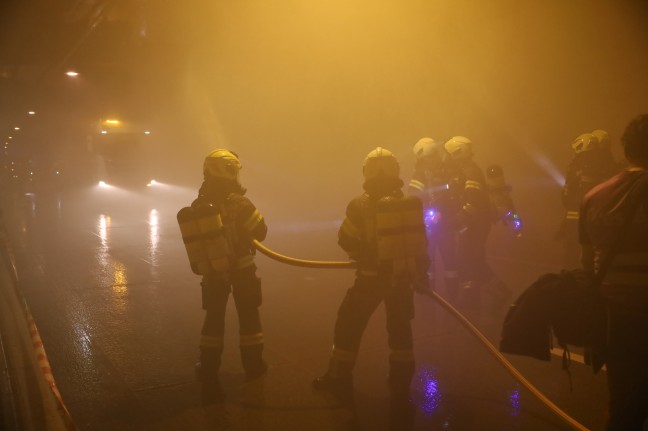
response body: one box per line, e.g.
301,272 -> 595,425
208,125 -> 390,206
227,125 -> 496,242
196,348 -> 225,405
312,359 -> 354,406
241,344 -> 267,381
389,361 -> 415,430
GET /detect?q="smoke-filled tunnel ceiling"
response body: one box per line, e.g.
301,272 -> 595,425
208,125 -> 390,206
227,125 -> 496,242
1,0 -> 648,223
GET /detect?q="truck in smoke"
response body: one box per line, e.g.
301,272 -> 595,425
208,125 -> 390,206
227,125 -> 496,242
87,117 -> 156,189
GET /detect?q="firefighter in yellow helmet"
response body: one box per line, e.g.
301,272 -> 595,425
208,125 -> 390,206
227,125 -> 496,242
558,133 -> 617,268
185,149 -> 268,404
313,147 -> 430,428
408,137 -> 461,301
444,136 -> 507,311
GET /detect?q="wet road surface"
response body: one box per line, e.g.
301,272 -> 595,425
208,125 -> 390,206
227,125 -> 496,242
0,184 -> 609,430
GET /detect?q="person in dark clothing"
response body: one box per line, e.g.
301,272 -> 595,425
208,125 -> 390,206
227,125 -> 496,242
408,137 -> 461,302
579,114 -> 648,431
559,132 -> 618,269
190,149 -> 268,404
444,136 -> 506,311
313,147 -> 430,429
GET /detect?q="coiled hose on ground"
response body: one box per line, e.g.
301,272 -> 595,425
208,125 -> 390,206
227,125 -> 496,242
253,239 -> 590,431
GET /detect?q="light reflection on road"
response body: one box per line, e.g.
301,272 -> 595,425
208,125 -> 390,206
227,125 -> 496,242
96,213 -> 129,312
148,209 -> 159,278
414,365 -> 443,416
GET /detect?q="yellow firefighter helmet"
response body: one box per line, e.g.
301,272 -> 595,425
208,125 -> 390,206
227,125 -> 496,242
363,147 -> 400,180
413,137 -> 445,160
571,133 -> 598,154
591,129 -> 610,149
444,136 -> 473,160
203,149 -> 242,180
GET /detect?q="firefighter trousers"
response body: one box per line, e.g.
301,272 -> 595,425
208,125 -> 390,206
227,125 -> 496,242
329,274 -> 415,397
199,266 -> 265,378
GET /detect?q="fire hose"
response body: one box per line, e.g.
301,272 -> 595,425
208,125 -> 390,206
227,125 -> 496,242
252,239 -> 589,431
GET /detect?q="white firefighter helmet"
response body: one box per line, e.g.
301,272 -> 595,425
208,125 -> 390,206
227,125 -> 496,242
203,149 -> 242,180
444,136 -> 473,160
413,137 -> 445,160
591,129 -> 610,149
571,133 -> 598,154
363,147 -> 400,180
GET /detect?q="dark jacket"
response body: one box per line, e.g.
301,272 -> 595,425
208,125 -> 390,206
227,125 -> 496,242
194,177 -> 267,270
338,176 -> 429,280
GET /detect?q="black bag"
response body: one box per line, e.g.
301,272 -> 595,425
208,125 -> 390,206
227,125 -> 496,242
550,269 -> 607,349
499,270 -> 607,359
499,273 -> 557,361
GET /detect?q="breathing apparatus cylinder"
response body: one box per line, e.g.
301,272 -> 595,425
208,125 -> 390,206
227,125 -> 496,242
177,202 -> 231,275
177,207 -> 210,275
375,195 -> 428,277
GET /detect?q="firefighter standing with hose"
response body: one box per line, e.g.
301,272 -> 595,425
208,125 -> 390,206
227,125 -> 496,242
312,147 -> 430,430
178,149 -> 268,405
